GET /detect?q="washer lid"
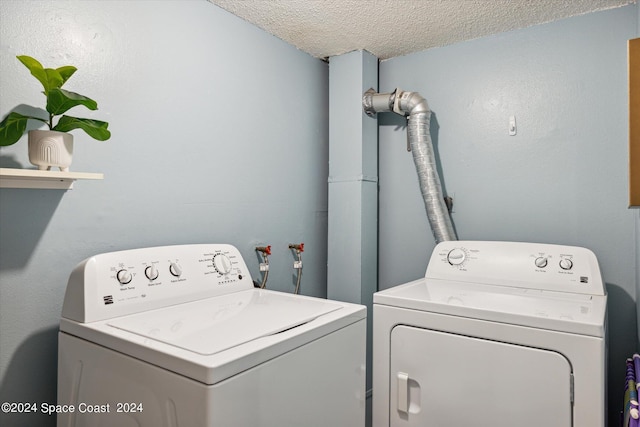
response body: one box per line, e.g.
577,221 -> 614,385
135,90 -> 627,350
107,289 -> 341,355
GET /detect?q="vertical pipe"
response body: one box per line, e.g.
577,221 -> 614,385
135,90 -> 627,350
363,89 -> 457,243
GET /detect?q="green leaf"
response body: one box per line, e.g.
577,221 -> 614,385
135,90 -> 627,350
17,55 -> 49,93
43,68 -> 64,92
56,66 -> 77,87
53,115 -> 111,141
17,56 -> 77,94
0,112 -> 48,146
46,88 -> 98,116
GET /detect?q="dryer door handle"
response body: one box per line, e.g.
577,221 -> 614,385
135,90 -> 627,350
397,372 -> 409,413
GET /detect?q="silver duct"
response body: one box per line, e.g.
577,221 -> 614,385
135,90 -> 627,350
363,88 -> 457,243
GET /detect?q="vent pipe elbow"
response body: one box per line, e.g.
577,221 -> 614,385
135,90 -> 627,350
363,88 -> 429,117
398,90 -> 430,116
363,88 -> 457,243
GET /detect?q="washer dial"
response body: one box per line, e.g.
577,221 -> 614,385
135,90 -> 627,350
145,265 -> 159,281
116,269 -> 132,285
169,262 -> 182,277
213,253 -> 232,275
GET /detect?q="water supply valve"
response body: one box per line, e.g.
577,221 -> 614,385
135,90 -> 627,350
255,245 -> 271,288
288,243 -> 304,294
289,243 -> 304,269
288,243 -> 304,252
256,245 -> 271,257
256,246 -> 271,271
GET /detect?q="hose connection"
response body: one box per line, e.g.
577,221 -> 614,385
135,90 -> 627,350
254,245 -> 271,289
288,243 -> 304,253
288,243 -> 304,294
256,245 -> 271,256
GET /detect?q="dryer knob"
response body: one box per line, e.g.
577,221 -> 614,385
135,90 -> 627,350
534,257 -> 548,268
447,248 -> 466,266
559,258 -> 573,270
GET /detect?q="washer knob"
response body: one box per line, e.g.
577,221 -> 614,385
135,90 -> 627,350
534,257 -> 548,268
145,265 -> 159,280
559,259 -> 573,270
447,248 -> 466,266
169,262 -> 182,277
213,253 -> 232,275
116,269 -> 132,285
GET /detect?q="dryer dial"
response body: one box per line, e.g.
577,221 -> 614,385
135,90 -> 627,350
447,248 -> 467,266
559,258 -> 573,270
535,257 -> 548,268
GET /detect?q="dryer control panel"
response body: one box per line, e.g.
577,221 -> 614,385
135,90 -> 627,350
427,241 -> 605,296
62,244 -> 254,323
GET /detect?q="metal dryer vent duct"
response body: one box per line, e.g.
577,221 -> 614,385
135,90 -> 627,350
363,88 -> 457,243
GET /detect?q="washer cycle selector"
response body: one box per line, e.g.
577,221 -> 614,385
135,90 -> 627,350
213,253 -> 232,275
169,262 -> 182,277
145,265 -> 159,281
116,269 -> 132,285
447,248 -> 467,266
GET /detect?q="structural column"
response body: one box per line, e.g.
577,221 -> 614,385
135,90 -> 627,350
327,50 -> 378,411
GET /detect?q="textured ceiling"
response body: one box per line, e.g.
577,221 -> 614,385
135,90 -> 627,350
209,0 -> 635,60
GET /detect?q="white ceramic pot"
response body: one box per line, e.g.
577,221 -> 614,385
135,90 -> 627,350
28,130 -> 73,172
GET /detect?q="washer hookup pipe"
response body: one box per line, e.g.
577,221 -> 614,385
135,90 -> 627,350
288,243 -> 304,294
255,245 -> 271,289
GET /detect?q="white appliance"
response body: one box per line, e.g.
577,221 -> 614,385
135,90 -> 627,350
58,244 -> 366,427
373,241 -> 607,427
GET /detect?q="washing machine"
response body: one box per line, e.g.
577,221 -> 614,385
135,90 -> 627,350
373,241 -> 607,427
57,244 -> 366,427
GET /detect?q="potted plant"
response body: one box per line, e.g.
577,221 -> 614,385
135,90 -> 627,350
0,55 -> 111,171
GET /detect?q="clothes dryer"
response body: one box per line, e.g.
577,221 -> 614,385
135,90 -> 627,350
58,244 -> 366,427
373,241 -> 607,427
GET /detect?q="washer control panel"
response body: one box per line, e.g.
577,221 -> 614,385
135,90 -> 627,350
62,244 -> 254,323
428,241 -> 604,296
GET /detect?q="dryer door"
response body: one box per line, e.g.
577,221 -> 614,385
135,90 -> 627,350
389,325 -> 572,427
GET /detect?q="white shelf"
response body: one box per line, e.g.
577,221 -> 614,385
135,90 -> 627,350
0,168 -> 103,190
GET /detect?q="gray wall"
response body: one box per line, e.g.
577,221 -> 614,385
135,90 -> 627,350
378,5 -> 638,425
0,1 -> 328,426
2,1 -> 638,426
